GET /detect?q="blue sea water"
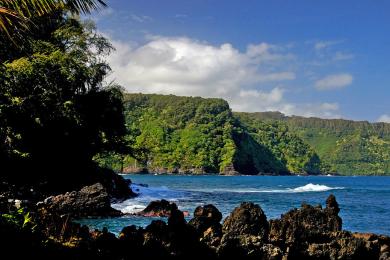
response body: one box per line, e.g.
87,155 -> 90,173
78,175 -> 390,236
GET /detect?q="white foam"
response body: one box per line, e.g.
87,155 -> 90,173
112,183 -> 190,214
112,182 -> 344,214
112,202 -> 146,214
290,183 -> 343,192
181,183 -> 343,193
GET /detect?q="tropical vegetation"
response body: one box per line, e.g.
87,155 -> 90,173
0,0 -> 130,193
243,112 -> 390,175
95,93 -> 323,175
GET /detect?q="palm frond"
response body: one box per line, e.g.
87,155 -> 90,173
64,0 -> 106,14
0,0 -> 107,36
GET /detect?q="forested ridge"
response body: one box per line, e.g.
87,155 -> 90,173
96,93 -> 323,175
237,111 -> 390,175
96,94 -> 390,176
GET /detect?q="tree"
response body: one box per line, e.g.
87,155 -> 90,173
0,5 -> 127,192
0,0 -> 106,38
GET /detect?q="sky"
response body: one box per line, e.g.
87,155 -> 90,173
90,0 -> 390,122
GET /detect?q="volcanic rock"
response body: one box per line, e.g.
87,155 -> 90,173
38,183 -> 121,217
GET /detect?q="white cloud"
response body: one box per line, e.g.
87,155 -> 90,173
107,36 -> 294,96
332,51 -> 354,61
314,40 -> 343,50
106,35 -> 341,118
377,114 -> 390,123
130,14 -> 153,23
315,73 -> 353,90
320,102 -> 339,111
239,87 -> 284,102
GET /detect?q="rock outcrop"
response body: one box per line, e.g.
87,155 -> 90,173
269,198 -> 342,250
92,168 -> 136,201
3,194 -> 390,260
38,183 -> 122,217
189,204 -> 223,249
218,202 -> 276,258
135,199 -> 179,217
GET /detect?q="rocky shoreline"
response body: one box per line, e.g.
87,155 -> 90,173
1,184 -> 389,259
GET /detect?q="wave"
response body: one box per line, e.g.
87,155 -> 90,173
112,184 -> 191,214
113,183 -> 344,214
112,202 -> 146,214
182,183 -> 344,193
290,183 -> 344,192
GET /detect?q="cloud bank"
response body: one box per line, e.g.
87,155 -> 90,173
315,73 -> 353,90
106,36 -> 342,118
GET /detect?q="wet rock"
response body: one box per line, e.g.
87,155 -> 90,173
201,225 -> 223,249
138,208 -> 217,258
117,225 -> 145,257
189,204 -> 222,233
5,192 -> 389,260
261,244 -> 283,260
267,195 -> 384,259
379,235 -> 390,260
92,168 -> 137,201
222,202 -> 269,240
119,225 -> 143,241
137,199 -> 178,217
168,208 -> 187,229
269,194 -> 342,249
91,227 -> 121,259
38,183 -> 122,217
193,204 -> 222,222
189,204 -> 223,249
303,231 -> 380,260
218,202 -> 269,258
326,193 -> 340,214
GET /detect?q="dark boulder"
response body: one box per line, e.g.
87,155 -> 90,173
326,194 -> 340,214
267,195 -> 382,259
222,202 -> 269,240
189,204 -> 222,233
193,204 -> 222,222
137,207 -> 217,259
142,220 -> 171,258
218,202 -> 270,258
92,168 -> 136,201
168,207 -> 187,229
303,231 -> 381,260
269,195 -> 342,249
91,227 -> 121,259
136,199 -> 178,217
118,225 -> 145,257
189,204 -> 223,249
38,183 -> 122,217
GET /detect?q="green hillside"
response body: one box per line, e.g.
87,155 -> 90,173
239,112 -> 390,175
95,93 -> 321,175
95,94 -> 390,175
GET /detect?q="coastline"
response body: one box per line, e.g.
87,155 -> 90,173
2,192 -> 389,259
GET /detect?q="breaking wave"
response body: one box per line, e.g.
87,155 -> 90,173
181,183 -> 344,193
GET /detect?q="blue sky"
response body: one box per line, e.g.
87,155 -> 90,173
91,0 -> 390,122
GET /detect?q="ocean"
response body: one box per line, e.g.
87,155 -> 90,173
78,175 -> 390,236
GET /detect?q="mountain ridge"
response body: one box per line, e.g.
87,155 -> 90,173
95,93 -> 390,175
